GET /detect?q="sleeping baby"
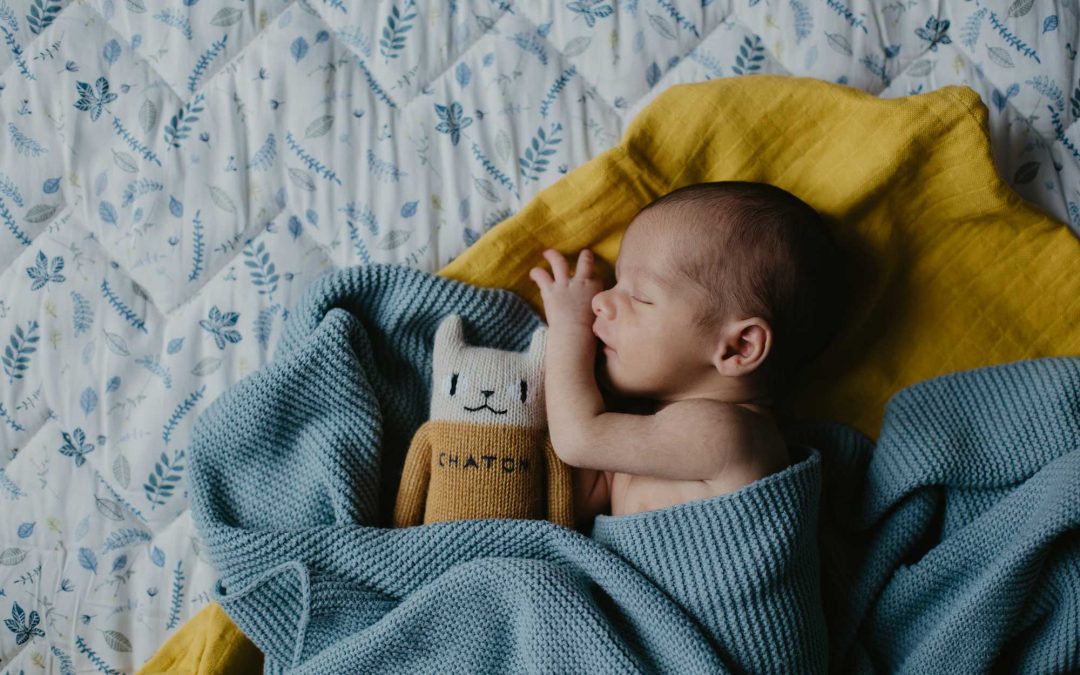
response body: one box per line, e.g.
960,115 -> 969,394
528,181 -> 847,530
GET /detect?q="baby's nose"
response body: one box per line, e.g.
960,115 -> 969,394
591,291 -> 610,317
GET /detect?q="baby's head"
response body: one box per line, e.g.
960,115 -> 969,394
590,181 -> 847,405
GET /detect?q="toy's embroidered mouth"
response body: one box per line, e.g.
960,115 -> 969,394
464,403 -> 508,415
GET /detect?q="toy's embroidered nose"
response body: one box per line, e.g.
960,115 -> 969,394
481,390 -> 494,398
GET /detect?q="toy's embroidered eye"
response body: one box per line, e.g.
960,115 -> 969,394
444,372 -> 460,397
520,380 -> 528,403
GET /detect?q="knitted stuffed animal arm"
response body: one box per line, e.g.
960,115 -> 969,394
393,314 -> 574,527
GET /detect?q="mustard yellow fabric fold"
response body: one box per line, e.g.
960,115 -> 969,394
443,74 -> 1080,438
142,74 -> 1080,671
137,602 -> 261,674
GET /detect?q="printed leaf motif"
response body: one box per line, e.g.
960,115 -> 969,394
291,36 -> 309,62
987,45 -> 1014,68
563,36 -> 591,57
112,454 -> 131,489
78,547 -> 97,572
648,13 -> 677,40
80,387 -> 97,415
304,115 -> 333,139
1013,161 -> 1039,184
0,548 -> 27,566
192,356 -> 222,376
288,167 -> 316,192
207,185 -> 237,214
210,7 -> 243,26
1007,0 -> 1033,18
104,630 -> 132,652
25,204 -> 57,223
139,99 -> 158,133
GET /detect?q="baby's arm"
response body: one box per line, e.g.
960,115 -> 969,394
530,249 -> 743,481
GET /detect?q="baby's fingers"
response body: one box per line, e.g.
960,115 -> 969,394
574,249 -> 595,279
529,266 -> 553,288
542,249 -> 571,282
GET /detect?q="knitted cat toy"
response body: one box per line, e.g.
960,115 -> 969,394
393,314 -> 574,528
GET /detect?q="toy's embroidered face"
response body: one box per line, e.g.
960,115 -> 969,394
430,314 -> 546,428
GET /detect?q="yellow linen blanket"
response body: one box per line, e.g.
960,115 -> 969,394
139,74 -> 1080,673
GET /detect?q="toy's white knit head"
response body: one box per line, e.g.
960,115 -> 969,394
430,314 -> 547,429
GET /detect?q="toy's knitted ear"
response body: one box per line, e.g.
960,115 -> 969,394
527,326 -> 547,370
434,314 -> 464,363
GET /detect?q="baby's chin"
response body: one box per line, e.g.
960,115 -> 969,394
595,354 -> 658,411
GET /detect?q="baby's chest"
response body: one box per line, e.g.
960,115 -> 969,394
609,472 -> 718,516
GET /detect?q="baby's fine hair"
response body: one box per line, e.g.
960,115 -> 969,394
637,181 -> 848,395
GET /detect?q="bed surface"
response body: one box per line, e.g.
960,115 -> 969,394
1,0 -> 1078,670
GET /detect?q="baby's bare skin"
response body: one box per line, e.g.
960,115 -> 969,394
529,213 -> 790,528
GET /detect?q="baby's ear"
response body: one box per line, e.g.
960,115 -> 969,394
434,314 -> 465,362
527,325 -> 547,367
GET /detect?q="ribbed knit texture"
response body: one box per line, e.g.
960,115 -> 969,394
188,263 -> 1080,673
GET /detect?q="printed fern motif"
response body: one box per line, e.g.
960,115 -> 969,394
100,279 -> 148,334
789,0 -> 813,44
366,148 -> 406,182
166,561 -> 185,629
0,466 -> 26,499
732,35 -> 765,75
101,527 -> 152,552
112,116 -> 163,167
655,0 -> 700,39
510,31 -> 548,65
26,0 -> 62,35
985,7 -> 1040,63
154,9 -> 193,40
120,178 -> 164,207
0,197 -> 31,246
355,58 -> 398,109
1,26 -> 36,81
3,320 -> 39,384
71,290 -> 93,336
75,635 -> 121,675
254,303 -> 280,347
539,66 -> 576,118
135,353 -> 172,388
247,133 -> 276,171
162,385 -> 205,444
335,27 -> 373,57
188,209 -> 204,282
0,173 -> 24,206
242,240 -> 280,300
187,34 -> 227,94
8,122 -> 47,157
959,7 -> 985,49
285,131 -> 342,185
342,202 -> 379,234
164,94 -> 205,150
50,645 -> 75,675
379,0 -> 416,61
144,449 -> 185,508
470,142 -> 519,199
346,220 -> 372,264
518,123 -> 562,183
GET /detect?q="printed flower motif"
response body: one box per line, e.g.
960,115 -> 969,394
434,101 -> 473,146
567,0 -> 614,28
4,602 -> 45,646
59,427 -> 95,467
26,250 -> 65,291
199,305 -> 242,349
915,16 -> 952,51
73,77 -> 118,122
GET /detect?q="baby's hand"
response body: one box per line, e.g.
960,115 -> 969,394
529,249 -> 603,330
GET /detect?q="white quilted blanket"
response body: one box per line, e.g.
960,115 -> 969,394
1,0 -> 1077,671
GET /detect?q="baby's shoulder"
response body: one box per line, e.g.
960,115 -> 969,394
662,399 -> 788,475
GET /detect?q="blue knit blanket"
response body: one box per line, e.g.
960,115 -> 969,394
188,264 -> 1080,673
